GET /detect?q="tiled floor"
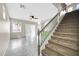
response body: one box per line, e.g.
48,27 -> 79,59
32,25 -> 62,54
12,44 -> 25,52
5,37 -> 38,56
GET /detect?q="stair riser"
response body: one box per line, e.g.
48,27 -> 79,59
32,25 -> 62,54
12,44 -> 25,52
61,21 -> 79,23
59,24 -> 79,27
59,25 -> 79,27
45,43 -> 79,56
48,39 -> 78,51
53,33 -> 79,39
45,45 -> 63,55
62,19 -> 79,21
57,26 -> 79,29
60,22 -> 79,25
54,32 -> 79,35
56,30 -> 79,33
42,48 -> 63,56
51,36 -> 78,42
42,53 -> 46,56
61,22 -> 79,24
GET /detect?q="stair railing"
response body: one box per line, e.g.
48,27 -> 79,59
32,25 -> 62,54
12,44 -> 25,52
38,3 -> 73,56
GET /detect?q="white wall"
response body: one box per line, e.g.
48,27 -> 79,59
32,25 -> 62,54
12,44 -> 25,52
0,20 -> 10,56
0,4 -> 3,20
0,4 -> 10,56
0,21 -> 10,33
73,3 -> 79,10
53,3 -> 62,11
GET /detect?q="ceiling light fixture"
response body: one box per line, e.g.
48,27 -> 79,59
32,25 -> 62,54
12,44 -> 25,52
20,4 -> 26,9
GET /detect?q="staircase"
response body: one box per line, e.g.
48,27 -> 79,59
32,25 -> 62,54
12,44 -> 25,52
42,10 -> 79,56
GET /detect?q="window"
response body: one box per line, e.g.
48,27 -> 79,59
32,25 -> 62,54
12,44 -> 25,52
12,22 -> 21,32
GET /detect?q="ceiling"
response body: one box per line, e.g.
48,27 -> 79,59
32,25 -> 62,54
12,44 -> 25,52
6,3 -> 59,23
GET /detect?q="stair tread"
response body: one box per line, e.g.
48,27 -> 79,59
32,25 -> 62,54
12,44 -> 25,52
56,30 -> 79,33
61,22 -> 79,24
54,33 -> 79,39
49,38 -> 78,51
60,25 -> 79,26
57,28 -> 79,31
46,43 -> 79,56
52,35 -> 79,42
59,24 -> 79,26
57,28 -> 79,30
58,26 -> 79,28
59,26 -> 79,28
56,29 -> 79,32
42,48 -> 62,56
54,32 -> 79,35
